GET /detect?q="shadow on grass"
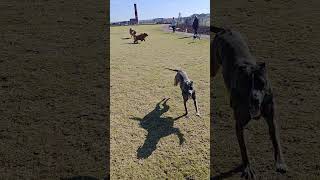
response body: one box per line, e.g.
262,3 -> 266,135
211,164 -> 243,180
177,36 -> 191,39
188,41 -> 196,44
121,37 -> 131,40
130,98 -> 186,159
123,42 -> 139,45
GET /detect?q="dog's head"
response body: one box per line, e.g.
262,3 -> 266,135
233,62 -> 268,119
142,33 -> 148,37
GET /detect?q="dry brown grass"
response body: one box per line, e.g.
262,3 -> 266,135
110,25 -> 210,179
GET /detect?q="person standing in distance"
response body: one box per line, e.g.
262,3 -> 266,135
192,16 -> 199,39
171,17 -> 177,33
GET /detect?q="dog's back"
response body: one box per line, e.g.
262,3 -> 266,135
165,68 -> 189,86
211,27 -> 256,88
175,71 -> 189,85
133,33 -> 148,43
212,28 -> 254,65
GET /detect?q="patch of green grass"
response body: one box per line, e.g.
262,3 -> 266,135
110,25 -> 210,179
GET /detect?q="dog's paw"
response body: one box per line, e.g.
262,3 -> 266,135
196,113 -> 201,117
241,165 -> 256,180
276,162 -> 288,174
179,137 -> 185,145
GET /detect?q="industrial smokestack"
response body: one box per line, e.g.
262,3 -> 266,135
134,4 -> 138,23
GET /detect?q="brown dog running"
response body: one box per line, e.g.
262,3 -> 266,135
133,33 -> 148,44
129,28 -> 136,38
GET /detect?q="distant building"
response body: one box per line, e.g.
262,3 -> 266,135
134,4 -> 138,24
129,18 -> 138,25
127,3 -> 139,25
128,13 -> 210,27
111,21 -> 129,26
154,18 -> 164,24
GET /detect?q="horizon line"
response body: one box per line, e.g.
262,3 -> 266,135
110,13 -> 210,23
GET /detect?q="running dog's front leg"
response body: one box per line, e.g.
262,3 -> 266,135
192,92 -> 200,116
235,111 -> 256,180
262,99 -> 287,173
183,94 -> 188,116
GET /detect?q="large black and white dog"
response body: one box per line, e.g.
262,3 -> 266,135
211,26 -> 287,179
166,68 -> 200,117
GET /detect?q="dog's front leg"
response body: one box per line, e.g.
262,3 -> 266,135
262,100 -> 287,173
183,94 -> 188,116
192,92 -> 200,116
235,113 -> 256,180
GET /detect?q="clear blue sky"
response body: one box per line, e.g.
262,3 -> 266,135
110,0 -> 210,22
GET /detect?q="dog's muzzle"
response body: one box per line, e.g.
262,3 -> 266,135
249,90 -> 264,119
249,100 -> 261,120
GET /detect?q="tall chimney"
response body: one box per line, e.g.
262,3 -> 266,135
134,3 -> 138,23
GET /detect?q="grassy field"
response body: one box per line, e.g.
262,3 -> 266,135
1,1 -> 107,178
110,25 -> 210,179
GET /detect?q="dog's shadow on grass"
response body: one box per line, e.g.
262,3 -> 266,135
121,37 -> 131,40
123,42 -> 139,45
130,98 -> 186,159
177,36 -> 191,39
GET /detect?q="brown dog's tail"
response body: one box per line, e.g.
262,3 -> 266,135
165,68 -> 180,72
210,26 -> 225,33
